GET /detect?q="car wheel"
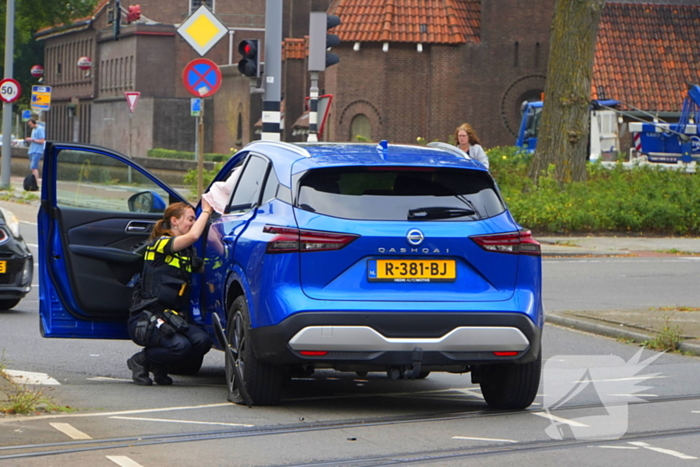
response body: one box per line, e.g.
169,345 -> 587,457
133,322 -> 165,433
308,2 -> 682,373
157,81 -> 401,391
0,299 -> 20,310
166,354 -> 204,375
479,352 -> 541,410
416,371 -> 430,379
225,296 -> 284,406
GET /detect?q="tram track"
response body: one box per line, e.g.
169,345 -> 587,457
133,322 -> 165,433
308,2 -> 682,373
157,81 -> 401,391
3,392 -> 700,461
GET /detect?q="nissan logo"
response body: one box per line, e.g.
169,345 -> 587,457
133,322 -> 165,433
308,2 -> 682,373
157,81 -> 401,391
406,229 -> 424,246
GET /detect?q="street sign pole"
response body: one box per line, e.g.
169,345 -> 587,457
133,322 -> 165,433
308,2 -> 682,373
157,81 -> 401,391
1,0 -> 16,189
262,0 -> 282,141
197,100 -> 205,198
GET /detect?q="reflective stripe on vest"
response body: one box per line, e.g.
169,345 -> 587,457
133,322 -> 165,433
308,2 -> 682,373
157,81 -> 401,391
144,237 -> 192,272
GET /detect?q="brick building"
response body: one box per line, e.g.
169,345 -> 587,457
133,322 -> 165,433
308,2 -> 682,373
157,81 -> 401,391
34,0 -> 700,156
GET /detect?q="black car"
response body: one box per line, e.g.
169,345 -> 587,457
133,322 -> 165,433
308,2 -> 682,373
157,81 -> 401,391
0,207 -> 33,310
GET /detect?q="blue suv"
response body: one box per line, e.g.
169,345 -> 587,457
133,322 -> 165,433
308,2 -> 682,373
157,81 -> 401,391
39,140 -> 543,409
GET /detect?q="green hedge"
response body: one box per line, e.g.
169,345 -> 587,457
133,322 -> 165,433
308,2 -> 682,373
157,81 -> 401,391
488,146 -> 700,235
147,148 -> 230,163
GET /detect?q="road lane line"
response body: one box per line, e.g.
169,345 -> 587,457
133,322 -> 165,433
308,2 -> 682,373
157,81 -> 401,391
452,436 -> 517,443
110,416 -> 253,427
49,423 -> 92,440
531,412 -> 589,427
594,446 -> 638,450
107,456 -> 144,467
4,370 -> 60,385
628,441 -> 697,459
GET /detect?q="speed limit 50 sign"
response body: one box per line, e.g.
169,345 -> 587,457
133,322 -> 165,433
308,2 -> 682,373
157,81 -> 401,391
0,79 -> 21,104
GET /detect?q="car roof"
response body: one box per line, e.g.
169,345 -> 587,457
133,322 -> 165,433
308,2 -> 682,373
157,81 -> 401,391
243,141 -> 486,176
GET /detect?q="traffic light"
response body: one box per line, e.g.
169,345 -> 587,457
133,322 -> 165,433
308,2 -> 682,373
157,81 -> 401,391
308,12 -> 342,72
126,5 -> 141,23
113,0 -> 121,41
238,39 -> 260,77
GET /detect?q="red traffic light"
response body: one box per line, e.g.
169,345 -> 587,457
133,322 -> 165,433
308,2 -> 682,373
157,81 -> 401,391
238,39 -> 260,77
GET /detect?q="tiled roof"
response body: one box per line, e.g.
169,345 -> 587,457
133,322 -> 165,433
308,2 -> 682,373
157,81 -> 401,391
328,0 -> 480,44
592,2 -> 700,112
283,38 -> 307,60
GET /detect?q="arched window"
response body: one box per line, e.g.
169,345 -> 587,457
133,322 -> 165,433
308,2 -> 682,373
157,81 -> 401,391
236,112 -> 243,144
350,114 -> 371,141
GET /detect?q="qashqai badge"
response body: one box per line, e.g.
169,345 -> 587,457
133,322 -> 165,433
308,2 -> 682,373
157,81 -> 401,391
406,229 -> 424,246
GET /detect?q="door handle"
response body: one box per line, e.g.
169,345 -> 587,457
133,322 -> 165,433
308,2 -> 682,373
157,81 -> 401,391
126,221 -> 154,233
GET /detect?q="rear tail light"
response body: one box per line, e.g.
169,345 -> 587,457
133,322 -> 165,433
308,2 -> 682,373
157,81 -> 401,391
493,351 -> 520,357
299,351 -> 329,356
470,230 -> 541,256
263,225 -> 359,253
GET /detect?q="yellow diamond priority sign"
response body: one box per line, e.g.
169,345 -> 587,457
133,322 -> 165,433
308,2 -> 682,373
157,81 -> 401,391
177,5 -> 228,56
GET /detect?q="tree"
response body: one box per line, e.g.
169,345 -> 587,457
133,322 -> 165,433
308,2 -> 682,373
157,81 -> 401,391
528,0 -> 606,183
0,0 -> 98,108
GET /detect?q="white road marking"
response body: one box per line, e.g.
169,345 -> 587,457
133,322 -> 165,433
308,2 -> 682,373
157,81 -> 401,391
452,436 -> 517,443
0,402 -> 232,423
628,441 -> 697,459
49,422 -> 92,440
20,221 -> 37,226
611,394 -> 658,397
531,412 -> 589,427
27,243 -> 38,248
87,376 -> 133,382
107,456 -> 144,467
576,375 -> 667,383
4,369 -> 60,385
594,446 -> 638,450
110,416 -> 253,427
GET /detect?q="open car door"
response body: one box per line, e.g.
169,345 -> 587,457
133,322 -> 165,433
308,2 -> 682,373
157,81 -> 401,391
39,142 -> 188,339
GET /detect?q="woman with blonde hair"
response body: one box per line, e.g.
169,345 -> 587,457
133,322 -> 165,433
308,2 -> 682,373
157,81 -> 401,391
454,123 -> 489,169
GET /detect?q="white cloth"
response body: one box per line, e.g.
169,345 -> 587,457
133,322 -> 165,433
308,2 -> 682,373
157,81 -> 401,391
202,168 -> 240,214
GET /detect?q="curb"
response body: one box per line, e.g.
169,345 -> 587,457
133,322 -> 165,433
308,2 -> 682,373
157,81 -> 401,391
545,313 -> 700,356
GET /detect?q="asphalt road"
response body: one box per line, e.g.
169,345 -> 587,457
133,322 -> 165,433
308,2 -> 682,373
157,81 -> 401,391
3,217 -> 700,466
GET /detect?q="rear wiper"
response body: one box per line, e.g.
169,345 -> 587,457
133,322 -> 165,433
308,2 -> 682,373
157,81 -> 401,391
407,206 -> 476,220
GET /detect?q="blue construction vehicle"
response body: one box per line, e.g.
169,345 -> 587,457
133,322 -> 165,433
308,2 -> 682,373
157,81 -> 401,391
628,85 -> 700,164
516,99 -> 622,160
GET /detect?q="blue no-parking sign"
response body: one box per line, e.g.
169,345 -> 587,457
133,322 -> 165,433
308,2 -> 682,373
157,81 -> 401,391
182,59 -> 221,98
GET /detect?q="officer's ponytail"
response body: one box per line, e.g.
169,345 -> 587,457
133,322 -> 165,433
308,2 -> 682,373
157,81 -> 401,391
149,202 -> 192,240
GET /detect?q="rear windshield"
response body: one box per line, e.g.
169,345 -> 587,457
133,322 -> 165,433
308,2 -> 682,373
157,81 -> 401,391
296,167 -> 505,221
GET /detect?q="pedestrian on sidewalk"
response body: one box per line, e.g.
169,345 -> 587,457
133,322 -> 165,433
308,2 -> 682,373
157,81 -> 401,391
454,123 -> 489,169
25,119 -> 46,187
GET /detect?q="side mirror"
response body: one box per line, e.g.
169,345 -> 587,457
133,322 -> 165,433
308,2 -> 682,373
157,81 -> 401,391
128,191 -> 166,213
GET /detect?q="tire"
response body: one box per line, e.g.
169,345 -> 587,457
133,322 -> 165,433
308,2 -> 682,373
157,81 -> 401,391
225,296 -> 285,406
479,352 -> 541,410
166,354 -> 204,375
0,299 -> 20,310
416,371 -> 430,379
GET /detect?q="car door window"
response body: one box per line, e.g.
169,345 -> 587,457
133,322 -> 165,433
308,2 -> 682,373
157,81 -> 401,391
261,168 -> 279,205
229,154 -> 269,212
55,149 -> 169,212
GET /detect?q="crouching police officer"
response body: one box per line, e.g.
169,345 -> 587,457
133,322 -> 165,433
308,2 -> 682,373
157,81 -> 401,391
127,200 -> 214,385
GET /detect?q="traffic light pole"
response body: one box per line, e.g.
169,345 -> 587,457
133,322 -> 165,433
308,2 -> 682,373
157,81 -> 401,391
307,72 -> 319,142
1,0 -> 15,189
262,0 -> 282,142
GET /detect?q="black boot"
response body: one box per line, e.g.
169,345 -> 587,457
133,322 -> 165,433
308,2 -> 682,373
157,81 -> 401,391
127,351 -> 153,385
151,365 -> 173,386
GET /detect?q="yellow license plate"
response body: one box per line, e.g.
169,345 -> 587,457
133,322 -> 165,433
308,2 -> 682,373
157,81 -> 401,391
0,261 -> 6,273
368,259 -> 456,282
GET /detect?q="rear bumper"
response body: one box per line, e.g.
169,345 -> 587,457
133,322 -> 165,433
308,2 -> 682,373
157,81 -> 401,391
249,312 -> 542,367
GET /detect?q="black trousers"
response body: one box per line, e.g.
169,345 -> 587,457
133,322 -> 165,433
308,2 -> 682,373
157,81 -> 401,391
128,313 -> 212,366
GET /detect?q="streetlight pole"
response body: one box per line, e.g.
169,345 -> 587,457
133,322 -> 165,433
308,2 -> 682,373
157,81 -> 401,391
261,0 -> 282,142
1,0 -> 16,189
